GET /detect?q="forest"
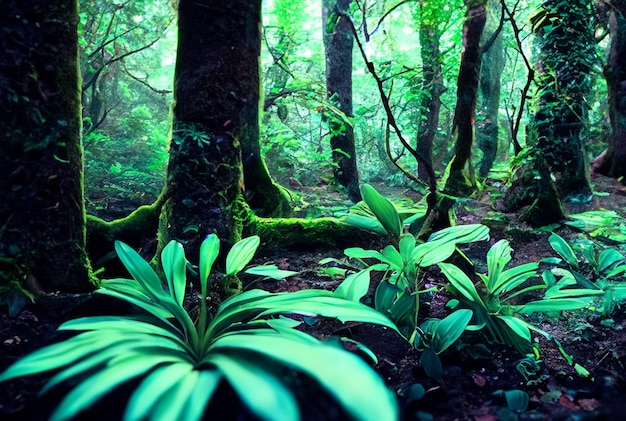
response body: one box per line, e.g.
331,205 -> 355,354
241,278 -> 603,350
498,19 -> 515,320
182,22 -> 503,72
1,0 -> 626,420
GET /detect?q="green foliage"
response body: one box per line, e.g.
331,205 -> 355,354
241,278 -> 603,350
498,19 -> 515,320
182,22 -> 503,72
0,235 -> 399,421
440,239 -> 598,354
331,185 -> 488,357
546,232 -> 626,315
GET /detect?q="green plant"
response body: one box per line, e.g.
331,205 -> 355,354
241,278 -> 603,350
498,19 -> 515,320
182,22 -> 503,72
439,239 -> 599,354
326,184 -> 489,378
0,235 -> 399,421
546,232 -> 626,314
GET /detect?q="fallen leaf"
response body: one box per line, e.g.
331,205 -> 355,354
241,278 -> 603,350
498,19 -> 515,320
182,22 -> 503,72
578,398 -> 601,411
559,395 -> 579,410
472,373 -> 487,387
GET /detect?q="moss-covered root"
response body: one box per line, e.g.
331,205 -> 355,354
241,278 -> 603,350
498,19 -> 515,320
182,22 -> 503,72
86,195 -> 164,273
417,192 -> 455,241
504,159 -> 565,227
244,214 -> 379,250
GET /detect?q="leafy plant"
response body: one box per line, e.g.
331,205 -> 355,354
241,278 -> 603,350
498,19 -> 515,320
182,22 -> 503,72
545,232 -> 626,314
439,239 -> 599,354
326,184 -> 489,378
0,235 -> 400,421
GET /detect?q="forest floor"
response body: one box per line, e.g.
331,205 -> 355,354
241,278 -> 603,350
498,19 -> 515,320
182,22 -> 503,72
2,175 -> 626,420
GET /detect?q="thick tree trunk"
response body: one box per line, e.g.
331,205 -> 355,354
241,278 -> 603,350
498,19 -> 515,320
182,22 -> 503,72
159,0 -> 259,257
416,6 -> 444,183
322,0 -> 361,203
595,0 -> 626,179
477,0 -> 504,178
0,0 -> 93,292
443,0 -> 487,196
529,0 -> 594,199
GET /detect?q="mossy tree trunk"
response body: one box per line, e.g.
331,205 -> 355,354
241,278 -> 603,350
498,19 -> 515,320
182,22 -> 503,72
528,0 -> 594,199
159,0 -> 263,258
0,0 -> 93,293
322,0 -> 362,203
594,0 -> 626,179
416,1 -> 445,183
477,0 -> 504,178
443,0 -> 487,196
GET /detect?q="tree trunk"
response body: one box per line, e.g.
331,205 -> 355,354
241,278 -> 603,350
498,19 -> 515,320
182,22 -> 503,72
443,0 -> 487,196
477,0 -> 504,178
416,3 -> 444,183
529,0 -> 594,199
0,0 -> 93,293
159,0 -> 259,258
322,0 -> 362,203
594,0 -> 626,179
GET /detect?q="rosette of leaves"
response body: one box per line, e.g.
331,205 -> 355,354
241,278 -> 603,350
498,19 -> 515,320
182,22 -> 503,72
439,239 -> 598,354
0,235 -> 399,421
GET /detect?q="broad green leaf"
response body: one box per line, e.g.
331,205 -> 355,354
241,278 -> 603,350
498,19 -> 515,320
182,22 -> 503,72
199,234 -> 220,295
375,279 -> 402,314
431,309 -> 472,354
0,331 -> 138,382
381,245 -> 403,270
413,240 -> 456,267
125,363 -> 194,421
515,298 -> 591,314
334,269 -> 372,302
490,262 -> 538,296
439,263 -> 484,305
341,214 -> 387,235
115,241 -> 169,302
244,265 -> 298,280
486,240 -> 512,290
497,316 -> 531,342
180,370 -> 223,421
598,249 -> 625,273
399,234 -> 417,263
344,247 -> 394,266
210,353 -> 298,421
504,389 -> 529,412
226,236 -> 260,276
211,333 -> 399,421
50,353 -> 178,421
361,183 -> 402,238
161,240 -> 188,306
143,369 -> 202,421
427,224 -> 490,244
548,233 -> 579,269
420,348 -> 442,381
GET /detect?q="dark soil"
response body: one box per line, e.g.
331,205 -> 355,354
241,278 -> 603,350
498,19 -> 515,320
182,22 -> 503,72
2,175 -> 626,420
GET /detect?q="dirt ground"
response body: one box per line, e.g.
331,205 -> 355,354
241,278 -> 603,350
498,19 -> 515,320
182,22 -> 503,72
2,175 -> 626,420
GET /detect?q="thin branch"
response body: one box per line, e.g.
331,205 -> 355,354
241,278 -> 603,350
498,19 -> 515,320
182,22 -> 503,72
121,62 -> 172,95
503,0 -> 532,155
341,11 -> 435,192
367,0 -> 417,40
480,0 -> 505,54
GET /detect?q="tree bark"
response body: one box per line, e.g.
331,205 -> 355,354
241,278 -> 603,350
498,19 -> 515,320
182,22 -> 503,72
443,0 -> 488,196
416,2 -> 444,183
159,0 -> 259,258
0,0 -> 93,292
477,0 -> 504,177
594,0 -> 626,179
529,0 -> 594,199
323,0 -> 362,203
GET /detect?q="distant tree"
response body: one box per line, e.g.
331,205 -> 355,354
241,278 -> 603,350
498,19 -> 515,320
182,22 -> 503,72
505,0 -> 596,226
416,0 -> 445,182
443,0 -> 488,196
477,0 -> 504,177
528,0 -> 595,198
322,0 -> 361,202
0,0 -> 93,291
593,0 -> 626,179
